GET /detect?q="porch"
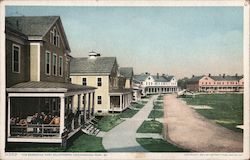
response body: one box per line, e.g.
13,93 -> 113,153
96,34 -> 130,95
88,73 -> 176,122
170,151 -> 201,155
109,89 -> 132,112
7,81 -> 96,144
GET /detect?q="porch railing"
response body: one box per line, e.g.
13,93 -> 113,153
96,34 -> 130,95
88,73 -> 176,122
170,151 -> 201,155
10,124 -> 60,137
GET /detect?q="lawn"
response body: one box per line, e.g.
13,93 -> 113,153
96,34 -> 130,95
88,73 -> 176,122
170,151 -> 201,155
153,103 -> 163,109
119,108 -> 139,118
96,115 -> 124,132
148,109 -> 164,119
182,93 -> 243,132
137,120 -> 163,133
66,134 -> 106,152
6,134 -> 106,152
96,102 -> 146,131
137,138 -> 188,152
132,102 -> 145,109
157,95 -> 164,100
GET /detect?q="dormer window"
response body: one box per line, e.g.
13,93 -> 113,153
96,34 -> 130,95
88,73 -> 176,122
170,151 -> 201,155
50,27 -> 60,47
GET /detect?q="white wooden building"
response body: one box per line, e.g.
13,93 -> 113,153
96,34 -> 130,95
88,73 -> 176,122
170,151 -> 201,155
133,73 -> 178,97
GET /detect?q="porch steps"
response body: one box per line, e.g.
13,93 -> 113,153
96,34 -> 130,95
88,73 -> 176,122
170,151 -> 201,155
81,121 -> 100,136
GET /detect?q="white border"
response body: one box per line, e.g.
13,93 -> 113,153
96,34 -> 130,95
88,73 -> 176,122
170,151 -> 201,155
0,0 -> 249,160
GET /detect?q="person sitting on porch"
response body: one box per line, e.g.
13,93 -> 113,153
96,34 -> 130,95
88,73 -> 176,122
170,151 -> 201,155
18,117 -> 28,136
44,114 -> 52,124
49,115 -> 60,133
18,117 -> 27,126
10,117 -> 16,125
49,115 -> 60,125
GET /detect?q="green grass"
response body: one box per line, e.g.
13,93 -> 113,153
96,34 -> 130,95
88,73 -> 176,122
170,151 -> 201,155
132,102 -> 145,109
157,95 -> 164,100
6,134 -> 106,152
153,104 -> 163,109
66,134 -> 106,152
96,115 -> 124,132
148,109 -> 164,118
136,138 -> 188,152
182,94 -> 243,132
137,120 -> 163,133
96,102 -> 146,131
119,108 -> 139,118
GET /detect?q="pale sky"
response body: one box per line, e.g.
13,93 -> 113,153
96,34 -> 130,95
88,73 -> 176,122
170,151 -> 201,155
6,6 -> 243,79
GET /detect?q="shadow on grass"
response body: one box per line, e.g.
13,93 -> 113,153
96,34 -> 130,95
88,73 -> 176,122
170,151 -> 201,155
6,132 -> 106,152
136,138 -> 189,152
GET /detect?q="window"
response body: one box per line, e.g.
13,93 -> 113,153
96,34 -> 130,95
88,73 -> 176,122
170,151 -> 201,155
59,56 -> 63,76
53,54 -> 57,75
53,28 -> 57,45
97,96 -> 102,104
50,30 -> 53,43
12,44 -> 20,73
97,77 -> 102,86
82,78 -> 87,86
50,27 -> 60,47
45,51 -> 51,75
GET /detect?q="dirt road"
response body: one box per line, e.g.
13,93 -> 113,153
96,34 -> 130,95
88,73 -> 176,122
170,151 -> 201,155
164,94 -> 243,152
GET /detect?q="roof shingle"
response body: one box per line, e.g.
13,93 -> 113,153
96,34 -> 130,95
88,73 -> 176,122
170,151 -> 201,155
119,67 -> 133,79
70,57 -> 117,75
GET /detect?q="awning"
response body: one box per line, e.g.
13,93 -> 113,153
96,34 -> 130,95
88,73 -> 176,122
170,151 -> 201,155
7,81 -> 96,93
109,88 -> 132,96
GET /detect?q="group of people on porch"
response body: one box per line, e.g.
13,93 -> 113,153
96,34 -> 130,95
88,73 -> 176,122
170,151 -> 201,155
10,112 -> 60,126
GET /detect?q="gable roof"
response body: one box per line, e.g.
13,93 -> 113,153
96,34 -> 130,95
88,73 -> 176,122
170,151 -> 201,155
134,73 -> 175,82
187,75 -> 244,84
6,16 -> 58,37
210,75 -> 243,81
6,16 -> 70,51
119,67 -> 133,79
186,76 -> 204,84
70,57 -> 117,75
133,73 -> 150,82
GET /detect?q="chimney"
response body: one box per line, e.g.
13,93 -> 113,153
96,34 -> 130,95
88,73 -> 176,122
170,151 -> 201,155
145,72 -> 148,75
157,73 -> 159,79
208,73 -> 211,77
192,75 -> 195,78
223,74 -> 225,78
162,74 -> 165,76
235,73 -> 238,77
89,51 -> 100,59
16,20 -> 20,30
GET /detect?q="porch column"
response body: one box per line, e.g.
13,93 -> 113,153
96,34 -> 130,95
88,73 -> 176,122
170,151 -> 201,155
88,93 -> 91,119
123,95 -> 125,109
83,93 -> 87,121
120,95 -> 122,109
79,94 -> 83,110
92,92 -> 95,116
72,95 -> 77,113
77,94 -> 81,110
78,94 -> 81,125
60,96 -> 65,137
8,96 -> 11,137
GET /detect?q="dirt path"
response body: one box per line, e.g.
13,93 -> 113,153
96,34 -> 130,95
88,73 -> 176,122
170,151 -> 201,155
164,94 -> 243,152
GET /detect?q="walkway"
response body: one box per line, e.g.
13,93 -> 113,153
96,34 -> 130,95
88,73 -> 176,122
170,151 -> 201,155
164,94 -> 243,152
102,95 -> 158,152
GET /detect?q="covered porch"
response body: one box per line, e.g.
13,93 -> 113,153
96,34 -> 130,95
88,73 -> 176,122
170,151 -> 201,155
109,89 -> 132,112
6,81 -> 96,144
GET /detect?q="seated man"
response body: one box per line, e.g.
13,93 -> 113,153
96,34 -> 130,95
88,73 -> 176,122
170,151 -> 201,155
49,115 -> 60,125
49,115 -> 60,133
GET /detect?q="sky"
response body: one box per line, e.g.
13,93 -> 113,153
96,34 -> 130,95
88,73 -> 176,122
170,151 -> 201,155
6,6 -> 243,79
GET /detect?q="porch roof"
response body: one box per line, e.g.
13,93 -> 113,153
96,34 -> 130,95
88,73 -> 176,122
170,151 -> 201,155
109,88 -> 132,95
7,81 -> 96,93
